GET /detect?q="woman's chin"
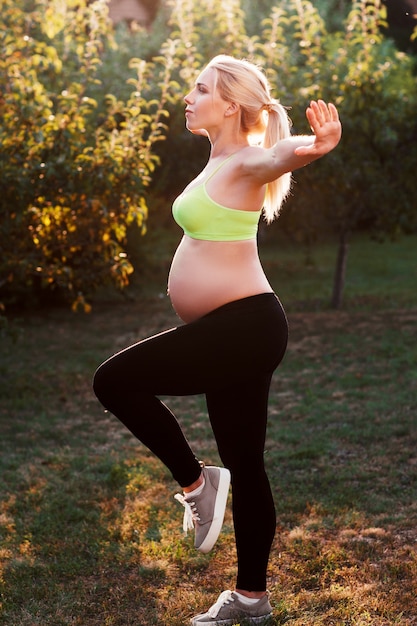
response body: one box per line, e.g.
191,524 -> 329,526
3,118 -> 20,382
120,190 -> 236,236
187,124 -> 209,137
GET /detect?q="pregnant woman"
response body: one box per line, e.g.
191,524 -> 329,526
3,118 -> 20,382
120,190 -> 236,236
93,54 -> 341,625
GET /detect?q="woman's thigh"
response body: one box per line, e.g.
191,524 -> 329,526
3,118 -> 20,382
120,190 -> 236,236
94,293 -> 288,398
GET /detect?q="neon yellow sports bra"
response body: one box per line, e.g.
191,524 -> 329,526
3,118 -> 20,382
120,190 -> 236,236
172,154 -> 261,241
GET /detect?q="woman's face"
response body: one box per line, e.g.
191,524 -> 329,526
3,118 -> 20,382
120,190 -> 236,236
183,67 -> 229,135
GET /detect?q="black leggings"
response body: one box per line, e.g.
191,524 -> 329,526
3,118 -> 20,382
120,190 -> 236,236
93,293 -> 288,590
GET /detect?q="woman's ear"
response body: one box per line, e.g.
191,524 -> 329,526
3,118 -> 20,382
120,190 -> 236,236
224,102 -> 240,117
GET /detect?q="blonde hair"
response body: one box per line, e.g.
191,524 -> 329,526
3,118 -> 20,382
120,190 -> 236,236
206,55 -> 292,223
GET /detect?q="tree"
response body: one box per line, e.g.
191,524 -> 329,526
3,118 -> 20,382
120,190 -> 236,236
0,0 -> 176,310
270,0 -> 417,307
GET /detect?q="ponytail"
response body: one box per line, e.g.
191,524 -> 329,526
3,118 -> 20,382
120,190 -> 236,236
206,55 -> 293,222
262,101 -> 292,223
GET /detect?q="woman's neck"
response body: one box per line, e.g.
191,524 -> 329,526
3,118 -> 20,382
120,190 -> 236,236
207,126 -> 249,159
209,141 -> 249,159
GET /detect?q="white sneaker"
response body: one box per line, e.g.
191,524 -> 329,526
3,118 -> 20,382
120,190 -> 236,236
174,465 -> 230,553
191,590 -> 273,625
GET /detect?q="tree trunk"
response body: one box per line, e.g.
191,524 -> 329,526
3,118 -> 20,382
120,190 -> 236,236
331,231 -> 349,309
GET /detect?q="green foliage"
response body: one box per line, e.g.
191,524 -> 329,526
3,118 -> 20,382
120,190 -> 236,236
0,0 -> 174,310
2,0 -> 416,309
279,0 -> 417,241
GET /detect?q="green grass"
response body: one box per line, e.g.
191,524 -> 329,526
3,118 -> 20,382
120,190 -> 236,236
260,231 -> 417,310
1,235 -> 417,625
133,225 -> 417,310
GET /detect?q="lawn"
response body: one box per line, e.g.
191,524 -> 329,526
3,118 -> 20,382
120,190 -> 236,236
0,234 -> 416,625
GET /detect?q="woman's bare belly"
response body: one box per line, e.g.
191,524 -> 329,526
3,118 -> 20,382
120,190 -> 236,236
167,236 -> 273,323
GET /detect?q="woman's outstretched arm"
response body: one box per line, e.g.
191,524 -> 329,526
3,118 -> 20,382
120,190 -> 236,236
243,100 -> 342,182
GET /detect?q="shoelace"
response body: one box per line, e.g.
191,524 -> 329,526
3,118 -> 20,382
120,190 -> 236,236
206,590 -> 234,618
174,493 -> 201,533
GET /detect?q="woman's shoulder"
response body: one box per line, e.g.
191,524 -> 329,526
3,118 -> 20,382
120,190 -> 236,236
235,145 -> 272,179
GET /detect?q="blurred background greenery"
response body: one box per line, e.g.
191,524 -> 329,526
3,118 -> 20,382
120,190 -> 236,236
1,0 -> 416,314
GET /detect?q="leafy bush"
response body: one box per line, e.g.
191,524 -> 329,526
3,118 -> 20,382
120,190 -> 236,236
0,0 -> 176,310
1,0 -> 416,310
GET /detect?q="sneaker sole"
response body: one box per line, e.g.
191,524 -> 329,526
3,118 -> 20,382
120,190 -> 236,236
197,467 -> 231,553
191,612 -> 273,625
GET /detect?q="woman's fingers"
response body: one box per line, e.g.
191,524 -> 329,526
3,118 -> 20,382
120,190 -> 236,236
306,100 -> 341,137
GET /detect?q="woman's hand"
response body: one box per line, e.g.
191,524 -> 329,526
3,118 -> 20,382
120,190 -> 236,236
233,99 -> 341,183
294,100 -> 341,158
